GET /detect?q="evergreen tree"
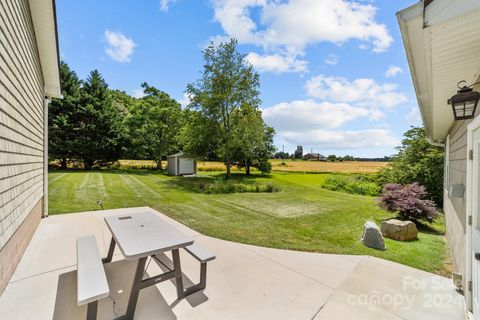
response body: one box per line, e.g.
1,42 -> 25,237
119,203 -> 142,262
76,70 -> 123,169
294,146 -> 303,159
48,61 -> 81,169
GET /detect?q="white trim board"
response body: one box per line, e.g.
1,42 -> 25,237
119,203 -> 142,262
466,116 -> 480,311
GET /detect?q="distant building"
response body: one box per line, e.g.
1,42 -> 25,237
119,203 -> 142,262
167,152 -> 197,176
303,153 -> 327,161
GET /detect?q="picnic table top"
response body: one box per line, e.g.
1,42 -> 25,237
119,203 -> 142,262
104,211 -> 193,260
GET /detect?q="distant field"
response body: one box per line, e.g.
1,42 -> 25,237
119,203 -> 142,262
269,159 -> 388,173
118,159 -> 388,174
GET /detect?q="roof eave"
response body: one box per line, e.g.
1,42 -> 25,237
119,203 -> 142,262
29,0 -> 62,99
397,2 -> 436,142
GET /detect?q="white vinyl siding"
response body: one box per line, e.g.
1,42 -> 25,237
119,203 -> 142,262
444,119 -> 473,288
0,0 -> 45,249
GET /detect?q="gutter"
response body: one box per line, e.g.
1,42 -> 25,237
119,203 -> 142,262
427,137 -> 445,148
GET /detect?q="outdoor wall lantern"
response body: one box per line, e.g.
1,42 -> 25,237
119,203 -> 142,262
448,81 -> 480,120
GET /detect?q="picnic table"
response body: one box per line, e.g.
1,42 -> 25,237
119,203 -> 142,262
103,211 -> 194,320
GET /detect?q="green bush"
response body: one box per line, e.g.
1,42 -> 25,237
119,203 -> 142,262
322,175 -> 381,196
199,179 -> 279,194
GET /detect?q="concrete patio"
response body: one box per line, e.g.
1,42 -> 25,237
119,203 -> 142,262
0,207 -> 466,320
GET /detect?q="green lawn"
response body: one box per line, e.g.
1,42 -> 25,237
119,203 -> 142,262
49,170 -> 448,275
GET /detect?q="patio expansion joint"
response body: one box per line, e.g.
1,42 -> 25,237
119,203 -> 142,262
8,264 -> 76,285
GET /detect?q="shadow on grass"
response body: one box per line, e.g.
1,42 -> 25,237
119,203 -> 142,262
413,219 -> 445,236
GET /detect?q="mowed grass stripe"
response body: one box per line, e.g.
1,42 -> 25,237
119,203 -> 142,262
102,172 -> 143,209
96,172 -> 109,199
128,174 -> 163,199
49,172 -> 81,213
118,174 -> 146,199
48,172 -> 67,185
75,172 -> 100,211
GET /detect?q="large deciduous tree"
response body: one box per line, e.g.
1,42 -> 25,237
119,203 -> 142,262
48,61 -> 81,169
231,105 -> 275,174
125,82 -> 183,170
377,126 -> 444,205
186,39 -> 261,179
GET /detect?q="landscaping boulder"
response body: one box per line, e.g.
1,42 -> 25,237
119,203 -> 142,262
381,219 -> 418,241
361,221 -> 386,250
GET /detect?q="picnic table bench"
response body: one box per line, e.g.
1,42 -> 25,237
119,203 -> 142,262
75,211 -> 215,320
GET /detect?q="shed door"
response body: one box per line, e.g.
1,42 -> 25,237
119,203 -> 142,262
473,127 -> 480,318
179,159 -> 194,174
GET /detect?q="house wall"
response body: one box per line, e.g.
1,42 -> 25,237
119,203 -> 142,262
0,0 -> 45,293
445,118 -> 473,289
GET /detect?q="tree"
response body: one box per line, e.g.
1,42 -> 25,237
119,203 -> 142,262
274,151 -> 289,159
49,61 -> 81,169
327,154 -> 337,162
76,70 -> 124,169
380,183 -> 437,221
186,39 -> 261,179
231,105 -> 275,174
125,82 -> 183,169
377,126 -> 444,205
294,146 -> 303,159
180,110 -> 221,161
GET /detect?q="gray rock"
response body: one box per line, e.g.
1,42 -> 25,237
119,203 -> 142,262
381,219 -> 418,241
361,221 -> 386,250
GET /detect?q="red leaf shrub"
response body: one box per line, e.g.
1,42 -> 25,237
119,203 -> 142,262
380,183 -> 437,221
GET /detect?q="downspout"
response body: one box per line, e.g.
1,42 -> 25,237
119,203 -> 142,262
426,137 -> 445,148
43,97 -> 51,218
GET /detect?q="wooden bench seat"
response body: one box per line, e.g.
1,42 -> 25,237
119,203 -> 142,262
76,235 -> 110,320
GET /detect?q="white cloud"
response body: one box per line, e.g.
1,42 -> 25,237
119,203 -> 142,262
262,99 -> 370,131
369,109 -> 385,121
385,65 -> 403,77
131,88 -> 146,99
104,30 -> 136,63
178,93 -> 192,108
305,75 -> 408,108
211,0 -> 393,61
324,54 -> 339,66
405,107 -> 422,125
279,128 -> 399,149
246,52 -> 308,73
160,0 -> 177,12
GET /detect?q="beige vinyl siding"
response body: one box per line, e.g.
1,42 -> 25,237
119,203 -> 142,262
444,119 -> 472,286
0,0 -> 45,249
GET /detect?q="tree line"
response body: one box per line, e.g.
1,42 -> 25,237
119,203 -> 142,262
49,39 -> 275,179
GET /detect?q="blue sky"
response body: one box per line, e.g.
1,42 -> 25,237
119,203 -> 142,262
57,0 -> 421,157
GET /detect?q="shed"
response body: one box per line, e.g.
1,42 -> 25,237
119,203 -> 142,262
167,152 -> 197,176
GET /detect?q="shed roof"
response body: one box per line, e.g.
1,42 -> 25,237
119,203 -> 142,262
167,152 -> 193,158
397,0 -> 480,142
